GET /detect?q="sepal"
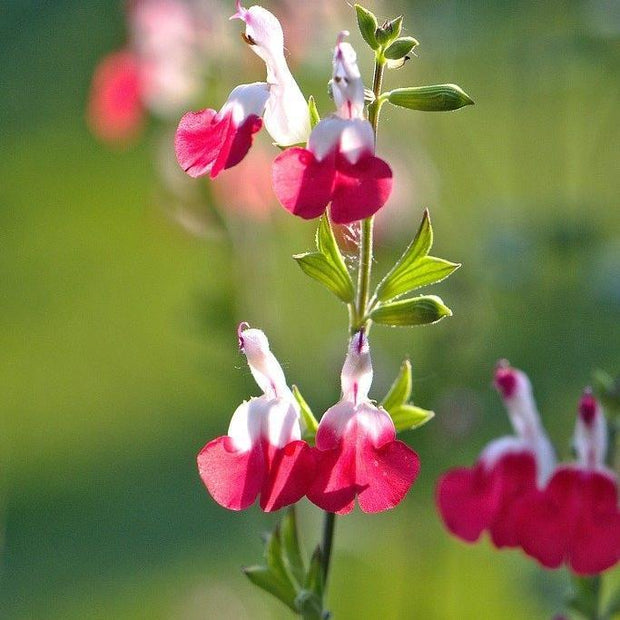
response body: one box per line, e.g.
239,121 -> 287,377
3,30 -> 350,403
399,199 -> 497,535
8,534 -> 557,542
375,16 -> 403,47
387,84 -> 474,112
354,4 -> 379,50
374,209 -> 460,302
384,36 -> 419,60
370,295 -> 452,326
308,96 -> 321,129
293,214 -> 355,303
380,359 -> 434,431
293,384 -> 319,441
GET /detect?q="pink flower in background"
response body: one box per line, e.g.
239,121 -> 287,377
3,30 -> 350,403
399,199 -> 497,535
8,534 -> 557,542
516,392 -> 620,575
88,0 -> 210,144
87,50 -> 143,143
436,363 -> 555,547
272,32 -> 393,224
197,324 -> 315,512
175,2 -> 309,178
307,331 -> 420,515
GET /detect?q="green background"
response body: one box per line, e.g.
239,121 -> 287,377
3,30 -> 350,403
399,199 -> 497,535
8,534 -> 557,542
1,0 -> 619,617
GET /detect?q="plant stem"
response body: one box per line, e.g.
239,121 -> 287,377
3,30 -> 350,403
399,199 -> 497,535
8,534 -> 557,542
321,511 -> 336,586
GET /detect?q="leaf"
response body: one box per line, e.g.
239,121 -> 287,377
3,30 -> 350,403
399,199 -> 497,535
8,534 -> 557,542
370,295 -> 452,326
390,404 -> 435,432
375,209 -> 460,302
243,566 -> 298,612
304,546 -> 324,599
384,36 -> 419,60
293,214 -> 354,303
355,4 -> 379,50
308,96 -> 320,129
381,359 -> 412,412
293,385 -> 319,439
387,84 -> 474,111
280,507 -> 306,588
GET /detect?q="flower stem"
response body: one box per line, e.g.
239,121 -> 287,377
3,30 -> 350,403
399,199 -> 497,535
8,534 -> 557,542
321,511 -> 336,586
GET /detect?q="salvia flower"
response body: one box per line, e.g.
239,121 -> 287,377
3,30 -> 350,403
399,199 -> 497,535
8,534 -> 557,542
436,362 -> 555,547
175,2 -> 309,178
307,331 -> 420,514
515,392 -> 620,575
272,32 -> 393,224
197,323 -> 314,512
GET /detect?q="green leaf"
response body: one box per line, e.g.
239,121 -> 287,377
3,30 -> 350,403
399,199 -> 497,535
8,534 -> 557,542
308,96 -> 320,128
390,404 -> 435,432
280,507 -> 306,588
376,15 -> 403,47
304,546 -> 324,599
293,385 -> 319,439
384,36 -> 419,60
387,84 -> 474,111
293,214 -> 354,303
370,295 -> 452,326
375,210 -> 460,302
567,575 -> 601,620
265,526 -> 290,580
243,566 -> 298,612
381,359 -> 412,411
355,4 -> 379,50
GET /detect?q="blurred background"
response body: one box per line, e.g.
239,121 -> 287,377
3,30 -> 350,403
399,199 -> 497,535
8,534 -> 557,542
1,0 -> 619,618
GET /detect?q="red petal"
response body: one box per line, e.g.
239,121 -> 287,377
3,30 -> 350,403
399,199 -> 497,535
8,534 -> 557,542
197,436 -> 265,510
308,412 -> 419,515
259,440 -> 316,512
272,148 -> 336,220
224,115 -> 263,171
436,451 -> 537,546
87,50 -> 143,144
330,154 -> 393,224
174,109 -> 236,179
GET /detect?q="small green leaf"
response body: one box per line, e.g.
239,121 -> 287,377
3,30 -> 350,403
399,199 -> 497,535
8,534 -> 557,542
381,359 -> 412,411
370,295 -> 452,326
304,546 -> 325,599
294,253 -> 354,303
376,15 -> 403,47
387,84 -> 474,111
293,214 -> 354,303
280,507 -> 306,588
293,385 -> 319,439
375,210 -> 460,302
384,36 -> 419,60
355,4 -> 379,50
308,96 -> 320,129
390,404 -> 435,432
265,526 -> 290,579
243,566 -> 298,612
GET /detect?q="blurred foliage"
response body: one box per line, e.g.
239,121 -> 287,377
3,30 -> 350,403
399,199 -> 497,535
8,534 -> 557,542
1,0 -> 619,618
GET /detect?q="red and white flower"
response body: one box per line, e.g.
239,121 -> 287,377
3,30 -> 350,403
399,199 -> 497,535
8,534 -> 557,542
272,32 -> 393,224
516,392 -> 620,575
197,324 -> 315,512
175,2 -> 310,178
436,362 -> 555,547
307,332 -> 419,515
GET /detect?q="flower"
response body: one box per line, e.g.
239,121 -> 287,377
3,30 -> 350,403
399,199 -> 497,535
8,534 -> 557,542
175,2 -> 309,178
436,362 -> 555,547
307,331 -> 420,515
272,32 -> 393,224
515,392 -> 620,575
197,323 -> 315,512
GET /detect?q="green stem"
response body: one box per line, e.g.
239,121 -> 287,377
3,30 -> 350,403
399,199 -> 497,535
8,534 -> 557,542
353,56 -> 386,334
321,511 -> 336,586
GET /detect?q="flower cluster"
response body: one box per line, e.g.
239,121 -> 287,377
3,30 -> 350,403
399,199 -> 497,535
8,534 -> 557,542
436,362 -> 620,575
197,324 -> 419,514
175,2 -> 392,224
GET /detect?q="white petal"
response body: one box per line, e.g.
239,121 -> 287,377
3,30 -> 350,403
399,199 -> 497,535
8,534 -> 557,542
340,331 -> 373,405
262,397 -> 302,447
238,325 -> 288,398
264,77 -> 310,146
223,82 -> 270,126
574,393 -> 608,469
307,116 -> 346,161
227,397 -> 267,451
331,35 -> 365,119
338,119 -> 375,164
